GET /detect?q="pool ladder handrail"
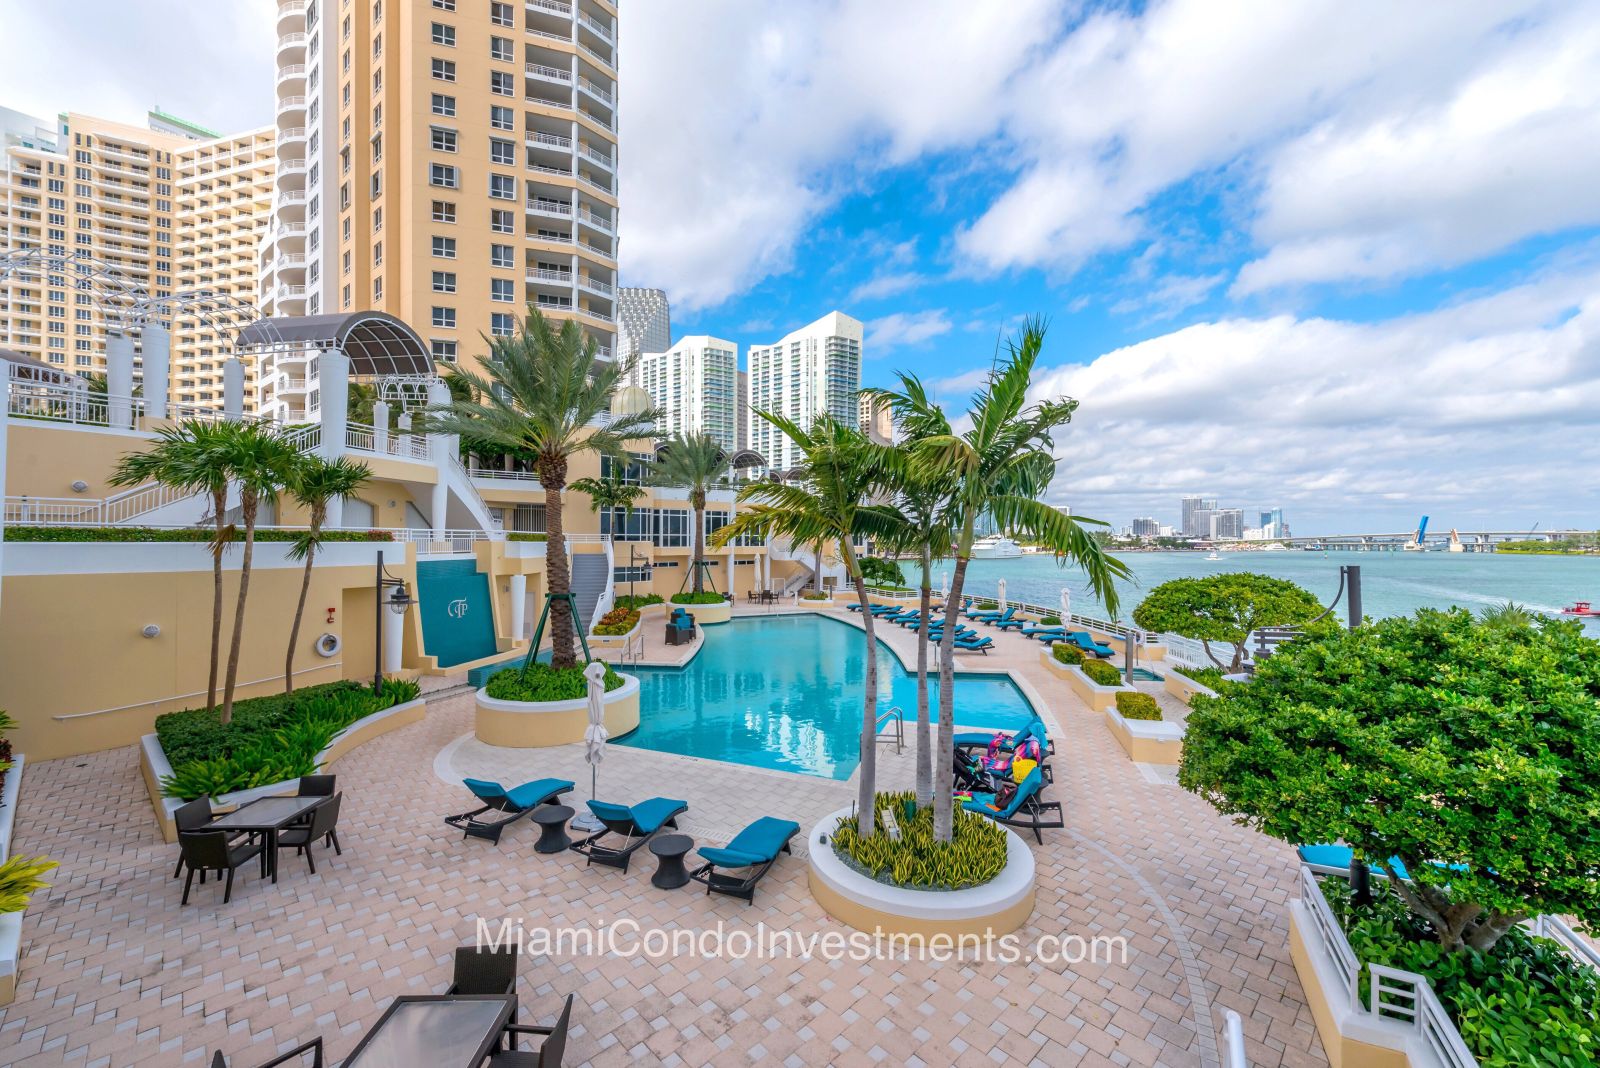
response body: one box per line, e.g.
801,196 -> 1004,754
875,706 -> 905,754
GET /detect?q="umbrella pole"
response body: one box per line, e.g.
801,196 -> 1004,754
572,764 -> 603,832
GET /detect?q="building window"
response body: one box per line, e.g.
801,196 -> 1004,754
430,163 -> 459,188
490,2 -> 513,27
490,243 -> 514,268
373,276 -> 383,301
432,271 -> 457,292
370,170 -> 381,197
430,22 -> 455,46
491,278 -> 515,302
430,127 -> 458,153
431,58 -> 456,82
432,0 -> 455,8
491,312 -> 515,336
431,199 -> 456,222
490,36 -> 513,62
431,93 -> 456,117
432,236 -> 457,258
489,71 -> 513,96
488,173 -> 515,200
431,339 -> 458,359
490,208 -> 514,234
432,306 -> 456,328
373,241 -> 383,265
489,105 -> 514,131
489,138 -> 515,165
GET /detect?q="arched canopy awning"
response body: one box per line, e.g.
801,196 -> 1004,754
1,348 -> 85,388
729,449 -> 767,470
236,311 -> 433,377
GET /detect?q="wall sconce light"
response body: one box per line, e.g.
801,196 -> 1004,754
72,480 -> 89,493
326,607 -> 337,624
141,624 -> 161,639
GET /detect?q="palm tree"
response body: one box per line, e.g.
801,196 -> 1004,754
911,320 -> 1131,840
283,454 -> 371,692
712,415 -> 895,835
109,420 -> 239,712
860,375 -> 957,808
570,465 -> 646,588
649,433 -> 732,594
1479,601 -> 1536,629
420,308 -> 658,668
217,425 -> 303,722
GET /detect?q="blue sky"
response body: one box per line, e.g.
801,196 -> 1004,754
6,0 -> 1600,534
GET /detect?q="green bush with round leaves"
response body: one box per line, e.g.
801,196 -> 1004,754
1114,691 -> 1161,721
1051,644 -> 1085,666
1081,659 -> 1122,686
485,662 -> 624,703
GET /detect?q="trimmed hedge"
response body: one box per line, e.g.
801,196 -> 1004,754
1038,615 -> 1062,625
1081,659 -> 1123,686
613,593 -> 663,609
1115,691 -> 1162,720
7,525 -> 394,543
1181,666 -> 1227,691
485,662 -> 624,702
156,677 -> 421,800
1051,644 -> 1085,666
801,591 -> 829,601
671,591 -> 727,605
506,532 -> 548,542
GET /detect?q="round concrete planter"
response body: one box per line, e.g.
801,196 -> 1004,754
807,806 -> 1036,939
670,598 -> 731,624
475,672 -> 641,748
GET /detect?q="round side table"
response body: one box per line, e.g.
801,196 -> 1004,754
649,833 -> 694,889
531,805 -> 574,854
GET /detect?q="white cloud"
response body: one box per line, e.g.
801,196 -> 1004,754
0,1 -> 275,133
1026,262 -> 1600,532
866,310 -> 953,352
1109,272 -> 1227,320
849,272 -> 925,302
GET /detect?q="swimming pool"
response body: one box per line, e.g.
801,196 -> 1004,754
614,614 -> 1039,779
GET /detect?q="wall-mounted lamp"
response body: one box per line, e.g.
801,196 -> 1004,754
141,624 -> 161,639
71,480 -> 89,493
387,584 -> 416,616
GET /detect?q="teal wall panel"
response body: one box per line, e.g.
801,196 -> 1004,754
416,558 -> 499,668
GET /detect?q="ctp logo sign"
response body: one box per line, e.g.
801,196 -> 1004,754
448,598 -> 470,620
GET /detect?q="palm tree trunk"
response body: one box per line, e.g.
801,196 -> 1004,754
846,542 -> 878,837
208,487 -> 226,712
914,544 -> 932,807
221,490 -> 258,725
933,550 -> 971,842
285,502 -> 323,693
691,489 -> 705,594
813,542 -> 823,593
540,458 -> 575,669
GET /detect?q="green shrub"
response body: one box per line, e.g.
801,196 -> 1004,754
0,854 -> 58,914
592,607 -> 640,635
830,792 -> 1008,890
975,600 -> 998,611
801,591 -> 829,601
484,662 -> 624,702
5,525 -> 393,543
155,678 -> 412,799
671,591 -> 726,605
1051,644 -> 1085,665
1115,691 -> 1161,720
1180,666 -> 1227,691
1081,659 -> 1123,686
1038,615 -> 1061,625
506,532 -> 548,542
1323,878 -> 1600,1066
613,593 -> 663,609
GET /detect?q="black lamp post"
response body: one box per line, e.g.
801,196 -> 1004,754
375,549 -> 415,692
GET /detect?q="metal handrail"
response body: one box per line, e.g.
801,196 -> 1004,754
875,707 -> 905,754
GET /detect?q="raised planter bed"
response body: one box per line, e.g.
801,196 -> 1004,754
139,696 -> 426,843
1103,706 -> 1184,765
475,673 -> 640,748
0,753 -> 26,1006
806,805 -> 1036,939
671,599 -> 732,625
588,616 -> 643,650
1051,655 -> 1137,713
1164,666 -> 1219,705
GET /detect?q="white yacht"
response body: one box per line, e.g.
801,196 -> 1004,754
972,535 -> 1024,559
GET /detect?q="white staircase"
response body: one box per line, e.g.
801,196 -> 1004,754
570,551 -> 610,633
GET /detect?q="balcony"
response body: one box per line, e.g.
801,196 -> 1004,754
528,197 -> 573,219
526,62 -> 573,85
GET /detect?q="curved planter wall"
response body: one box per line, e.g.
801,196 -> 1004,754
670,600 -> 731,625
0,754 -> 26,1006
475,673 -> 641,748
807,805 -> 1036,939
140,696 -> 427,843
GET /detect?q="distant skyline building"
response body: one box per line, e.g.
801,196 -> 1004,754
618,286 -> 671,381
1181,495 -> 1218,537
736,369 -> 749,453
747,310 -> 863,472
638,335 -> 739,453
859,392 -> 894,444
1131,516 -> 1160,537
1209,508 -> 1245,540
1259,507 -> 1289,539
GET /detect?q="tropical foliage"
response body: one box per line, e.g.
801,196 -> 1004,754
0,854 -> 58,915
670,591 -> 726,605
1131,573 -> 1326,672
484,662 -> 623,703
156,678 -> 419,800
283,454 -> 371,692
649,432 -> 732,594
1114,691 -> 1161,720
1324,877 -> 1600,1067
829,792 -> 1008,890
420,308 -> 658,669
857,556 -> 907,588
3,526 -> 391,543
612,593 -> 663,609
1081,659 -> 1123,686
1051,644 -> 1085,665
1180,609 -> 1600,954
592,607 -> 640,636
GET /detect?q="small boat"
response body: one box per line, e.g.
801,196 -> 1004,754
1205,552 -> 1221,561
1561,601 -> 1600,617
972,535 -> 1023,559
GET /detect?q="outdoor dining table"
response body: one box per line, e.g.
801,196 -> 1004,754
340,994 -> 517,1068
201,795 -> 324,883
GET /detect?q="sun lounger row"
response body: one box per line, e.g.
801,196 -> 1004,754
952,717 -> 1063,842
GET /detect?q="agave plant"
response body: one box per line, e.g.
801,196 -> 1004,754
0,854 -> 59,914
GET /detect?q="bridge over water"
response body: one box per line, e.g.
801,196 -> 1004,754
1276,529 -> 1589,552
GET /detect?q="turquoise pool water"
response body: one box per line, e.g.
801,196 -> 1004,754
614,614 -> 1038,779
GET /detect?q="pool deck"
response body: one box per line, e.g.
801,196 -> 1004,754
0,601 -> 1327,1067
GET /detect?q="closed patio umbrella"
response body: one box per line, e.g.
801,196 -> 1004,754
571,659 -> 611,832
1060,586 -> 1071,623
998,578 -> 1007,613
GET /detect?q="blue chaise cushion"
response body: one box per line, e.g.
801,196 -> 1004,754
505,777 -> 575,810
463,778 -> 508,802
589,796 -> 688,834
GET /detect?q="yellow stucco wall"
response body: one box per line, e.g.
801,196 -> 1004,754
5,421 -> 156,500
1288,911 -> 1413,1068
